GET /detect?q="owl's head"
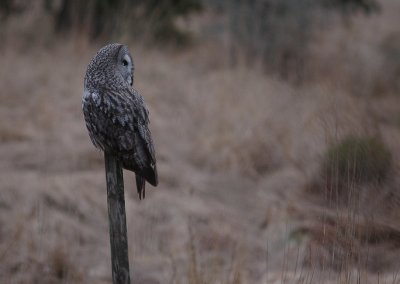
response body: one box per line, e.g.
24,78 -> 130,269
85,43 -> 134,91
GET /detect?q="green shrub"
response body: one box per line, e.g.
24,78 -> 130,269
323,136 -> 392,186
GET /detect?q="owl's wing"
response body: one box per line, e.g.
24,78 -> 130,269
109,87 -> 158,185
83,86 -> 157,187
129,88 -> 156,164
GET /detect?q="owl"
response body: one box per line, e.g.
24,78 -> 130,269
82,43 -> 158,199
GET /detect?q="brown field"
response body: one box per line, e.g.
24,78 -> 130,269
0,1 -> 400,283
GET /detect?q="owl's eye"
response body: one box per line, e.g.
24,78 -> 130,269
122,59 -> 128,66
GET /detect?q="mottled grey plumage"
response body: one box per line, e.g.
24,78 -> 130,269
82,43 -> 158,199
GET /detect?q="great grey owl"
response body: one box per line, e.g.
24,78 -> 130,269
82,43 -> 158,199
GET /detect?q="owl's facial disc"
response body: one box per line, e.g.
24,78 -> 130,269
118,52 -> 134,86
122,54 -> 131,68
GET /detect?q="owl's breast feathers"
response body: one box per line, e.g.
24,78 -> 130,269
82,87 -> 158,187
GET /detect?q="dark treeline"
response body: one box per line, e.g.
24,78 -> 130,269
224,0 -> 380,82
0,0 -> 203,44
0,0 -> 381,83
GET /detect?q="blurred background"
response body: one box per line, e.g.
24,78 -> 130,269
0,0 -> 399,283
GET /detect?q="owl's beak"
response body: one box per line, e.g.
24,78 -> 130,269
128,75 -> 133,86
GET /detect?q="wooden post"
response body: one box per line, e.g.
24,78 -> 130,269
104,152 -> 131,284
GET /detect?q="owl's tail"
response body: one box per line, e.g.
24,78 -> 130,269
135,164 -> 158,200
136,165 -> 158,199
144,163 -> 158,187
135,174 -> 146,200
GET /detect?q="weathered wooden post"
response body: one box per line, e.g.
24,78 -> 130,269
104,151 -> 131,284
